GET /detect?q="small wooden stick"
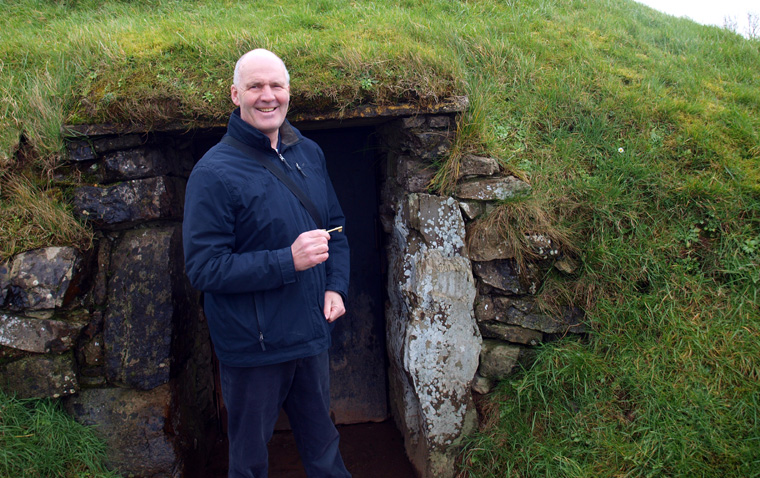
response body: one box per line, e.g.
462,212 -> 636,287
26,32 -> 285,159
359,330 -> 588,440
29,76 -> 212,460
325,226 -> 343,233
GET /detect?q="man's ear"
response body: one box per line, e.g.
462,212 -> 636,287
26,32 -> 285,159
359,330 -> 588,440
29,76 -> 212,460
230,84 -> 240,106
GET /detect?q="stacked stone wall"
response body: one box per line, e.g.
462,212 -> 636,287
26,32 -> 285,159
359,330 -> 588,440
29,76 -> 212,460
0,112 -> 584,477
378,114 -> 585,477
1,132 -> 216,477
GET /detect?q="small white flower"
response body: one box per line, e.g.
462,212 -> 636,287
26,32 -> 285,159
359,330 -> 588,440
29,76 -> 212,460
618,147 -> 625,153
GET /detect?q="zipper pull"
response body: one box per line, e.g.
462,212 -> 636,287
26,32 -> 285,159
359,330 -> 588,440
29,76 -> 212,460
275,148 -> 292,169
259,331 -> 266,351
296,163 -> 308,177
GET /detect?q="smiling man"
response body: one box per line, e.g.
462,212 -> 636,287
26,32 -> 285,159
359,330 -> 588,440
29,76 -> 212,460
231,50 -> 291,148
183,49 -> 351,478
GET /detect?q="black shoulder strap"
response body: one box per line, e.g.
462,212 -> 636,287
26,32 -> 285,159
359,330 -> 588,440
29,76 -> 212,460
220,135 -> 323,229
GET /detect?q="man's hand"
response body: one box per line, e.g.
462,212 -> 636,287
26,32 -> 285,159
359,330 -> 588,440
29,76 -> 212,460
291,229 -> 331,271
324,291 -> 346,323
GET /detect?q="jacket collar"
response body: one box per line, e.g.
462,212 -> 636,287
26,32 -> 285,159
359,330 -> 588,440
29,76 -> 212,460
227,108 -> 302,152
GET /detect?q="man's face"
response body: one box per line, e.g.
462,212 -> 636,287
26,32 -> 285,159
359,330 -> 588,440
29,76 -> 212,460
231,54 -> 290,144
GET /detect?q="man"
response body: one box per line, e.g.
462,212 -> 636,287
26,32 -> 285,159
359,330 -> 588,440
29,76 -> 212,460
183,49 -> 351,478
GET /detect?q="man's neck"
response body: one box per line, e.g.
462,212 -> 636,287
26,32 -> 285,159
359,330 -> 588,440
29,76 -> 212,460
267,132 -> 279,150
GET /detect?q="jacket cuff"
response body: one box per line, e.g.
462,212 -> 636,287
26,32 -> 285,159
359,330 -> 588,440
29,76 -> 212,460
277,247 -> 296,284
326,280 -> 349,301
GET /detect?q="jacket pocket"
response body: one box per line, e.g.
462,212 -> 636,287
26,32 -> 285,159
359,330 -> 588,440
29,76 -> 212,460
205,293 -> 261,355
256,279 -> 322,350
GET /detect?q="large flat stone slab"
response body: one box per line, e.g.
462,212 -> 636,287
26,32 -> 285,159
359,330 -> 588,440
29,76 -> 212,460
385,193 -> 481,478
476,295 -> 587,334
0,247 -> 81,312
0,312 -> 84,353
455,176 -> 530,201
104,226 -> 180,390
0,353 -> 78,399
73,176 -> 184,227
63,385 -> 178,477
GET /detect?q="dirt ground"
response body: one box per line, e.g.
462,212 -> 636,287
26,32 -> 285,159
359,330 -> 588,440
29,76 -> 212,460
204,420 -> 417,478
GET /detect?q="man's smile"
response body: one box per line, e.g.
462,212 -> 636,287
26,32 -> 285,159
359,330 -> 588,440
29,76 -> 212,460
257,107 -> 276,112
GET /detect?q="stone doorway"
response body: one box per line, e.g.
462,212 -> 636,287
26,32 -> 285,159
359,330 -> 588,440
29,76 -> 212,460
192,123 -> 390,429
195,122 -> 401,475
194,113 -> 481,478
4,102 -> 479,478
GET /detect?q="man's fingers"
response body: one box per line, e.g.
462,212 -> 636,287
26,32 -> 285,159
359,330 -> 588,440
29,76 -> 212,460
312,242 -> 329,253
304,229 -> 331,240
292,229 -> 332,271
324,291 -> 346,323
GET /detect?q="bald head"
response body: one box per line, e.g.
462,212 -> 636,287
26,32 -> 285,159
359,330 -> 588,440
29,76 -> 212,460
230,48 -> 291,148
233,49 -> 290,88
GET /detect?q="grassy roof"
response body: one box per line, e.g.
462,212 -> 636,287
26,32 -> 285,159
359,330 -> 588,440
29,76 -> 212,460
1,0 -> 759,476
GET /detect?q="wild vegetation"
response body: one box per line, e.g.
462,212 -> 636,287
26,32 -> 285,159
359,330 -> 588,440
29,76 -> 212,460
1,0 -> 758,476
0,390 -> 118,477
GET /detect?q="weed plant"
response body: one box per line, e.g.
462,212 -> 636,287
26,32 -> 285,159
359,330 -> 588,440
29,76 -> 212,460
0,390 -> 120,477
1,0 -> 759,476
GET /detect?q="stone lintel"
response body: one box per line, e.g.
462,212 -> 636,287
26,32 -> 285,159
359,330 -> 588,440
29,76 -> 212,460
61,97 -> 469,136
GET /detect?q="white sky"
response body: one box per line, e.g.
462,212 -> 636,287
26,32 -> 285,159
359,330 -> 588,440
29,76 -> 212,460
635,0 -> 759,36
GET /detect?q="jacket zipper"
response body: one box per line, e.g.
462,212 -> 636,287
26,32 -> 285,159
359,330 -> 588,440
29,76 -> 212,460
274,148 -> 293,169
252,293 -> 267,352
258,331 -> 266,351
275,148 -> 308,178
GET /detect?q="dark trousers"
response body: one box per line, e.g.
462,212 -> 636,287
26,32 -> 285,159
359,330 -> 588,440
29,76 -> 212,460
220,351 -> 351,478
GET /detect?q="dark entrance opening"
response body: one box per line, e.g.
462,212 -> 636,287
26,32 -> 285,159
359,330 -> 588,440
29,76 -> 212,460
304,126 -> 387,425
195,123 -> 415,477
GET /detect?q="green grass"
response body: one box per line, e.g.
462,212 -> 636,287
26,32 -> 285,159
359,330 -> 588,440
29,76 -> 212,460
0,172 -> 92,259
460,282 -> 760,477
1,0 -> 759,476
453,4 -> 760,473
0,390 -> 120,477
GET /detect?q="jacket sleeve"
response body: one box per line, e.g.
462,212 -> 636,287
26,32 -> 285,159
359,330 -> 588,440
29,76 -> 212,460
318,148 -> 351,299
182,165 -> 297,294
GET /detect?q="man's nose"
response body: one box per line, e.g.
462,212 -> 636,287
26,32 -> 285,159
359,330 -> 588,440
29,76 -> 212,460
260,85 -> 275,101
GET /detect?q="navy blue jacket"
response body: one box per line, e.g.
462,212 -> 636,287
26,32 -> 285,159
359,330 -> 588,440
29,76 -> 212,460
182,110 -> 350,367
